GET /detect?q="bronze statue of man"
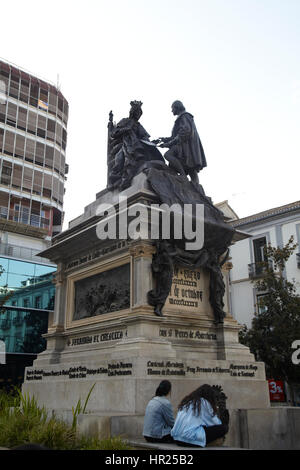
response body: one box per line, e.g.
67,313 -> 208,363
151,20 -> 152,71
159,101 -> 207,184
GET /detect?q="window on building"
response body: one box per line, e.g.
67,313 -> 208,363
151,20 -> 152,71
13,204 -> 29,225
6,102 -> 17,127
57,97 -> 63,119
249,237 -> 269,278
34,296 -> 42,309
54,149 -> 60,174
59,181 -> 64,204
56,123 -> 62,146
25,138 -> 35,163
23,298 -> 29,308
20,79 -> 30,104
4,130 -> 15,156
35,142 -> 45,167
29,83 -> 39,107
17,106 -> 27,131
15,134 -> 25,159
11,164 -> 23,189
48,91 -> 57,116
52,176 -> 59,202
39,88 -> 48,103
0,69 -> 9,92
0,107 -> 6,124
30,212 -> 40,227
42,177 -> 51,198
257,293 -> 268,314
37,114 -> 47,138
33,170 -> 42,195
9,76 -> 20,99
60,153 -> 65,176
40,208 -> 49,228
22,167 -> 33,193
45,146 -> 54,169
62,128 -> 67,150
46,118 -> 55,141
43,173 -> 52,198
27,110 -> 37,135
1,162 -> 12,186
21,206 -> 30,225
253,237 -> 267,263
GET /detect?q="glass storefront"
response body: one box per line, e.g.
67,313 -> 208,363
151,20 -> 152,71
0,256 -> 56,355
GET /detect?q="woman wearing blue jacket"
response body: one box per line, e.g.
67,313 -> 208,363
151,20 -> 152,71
143,380 -> 175,443
171,384 -> 229,447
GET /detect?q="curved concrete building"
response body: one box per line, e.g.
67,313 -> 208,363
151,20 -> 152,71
0,59 -> 68,240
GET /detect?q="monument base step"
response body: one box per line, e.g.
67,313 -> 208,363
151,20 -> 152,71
126,437 -> 245,450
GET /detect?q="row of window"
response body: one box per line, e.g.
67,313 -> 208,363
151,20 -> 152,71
0,68 -> 68,125
2,293 -> 47,315
8,292 -> 54,310
0,101 -> 67,150
0,160 -> 64,203
0,205 -> 50,229
0,128 -> 66,177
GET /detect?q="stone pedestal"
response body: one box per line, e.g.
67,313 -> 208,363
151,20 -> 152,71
23,173 -> 270,416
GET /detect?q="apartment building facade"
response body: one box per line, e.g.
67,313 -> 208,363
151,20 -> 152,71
229,201 -> 300,328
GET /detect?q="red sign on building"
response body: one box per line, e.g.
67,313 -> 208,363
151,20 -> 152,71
268,379 -> 285,402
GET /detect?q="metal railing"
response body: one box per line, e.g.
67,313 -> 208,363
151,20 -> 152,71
0,206 -> 49,229
248,260 -> 272,278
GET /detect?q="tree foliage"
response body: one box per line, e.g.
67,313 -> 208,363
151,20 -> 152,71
239,236 -> 300,401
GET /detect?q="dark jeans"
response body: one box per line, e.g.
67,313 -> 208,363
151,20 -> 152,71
144,434 -> 174,443
203,424 -> 228,444
174,424 -> 228,447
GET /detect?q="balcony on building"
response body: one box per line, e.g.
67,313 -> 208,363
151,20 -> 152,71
248,260 -> 273,279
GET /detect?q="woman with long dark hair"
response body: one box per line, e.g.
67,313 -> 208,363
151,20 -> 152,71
143,380 -> 175,443
171,384 -> 229,447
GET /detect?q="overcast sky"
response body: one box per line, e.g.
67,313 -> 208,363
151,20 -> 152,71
1,0 -> 300,228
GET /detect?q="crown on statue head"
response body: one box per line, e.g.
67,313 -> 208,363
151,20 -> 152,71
130,100 -> 143,109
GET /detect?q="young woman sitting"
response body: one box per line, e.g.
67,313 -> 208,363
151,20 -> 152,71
171,384 -> 229,447
143,380 -> 175,443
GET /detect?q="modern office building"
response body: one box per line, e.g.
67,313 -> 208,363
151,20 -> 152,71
0,59 -> 69,388
0,58 -> 68,241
